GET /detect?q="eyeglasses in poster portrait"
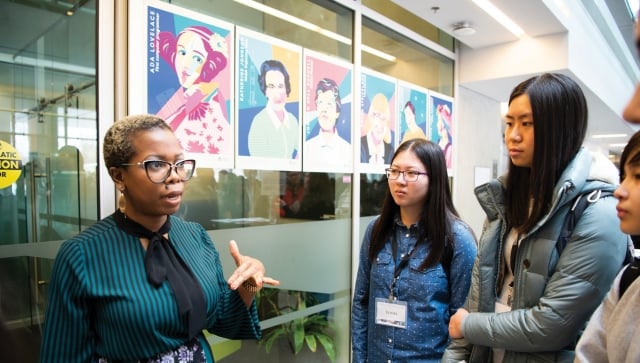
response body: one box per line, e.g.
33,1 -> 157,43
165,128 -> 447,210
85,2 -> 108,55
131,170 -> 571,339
302,49 -> 353,174
359,68 -> 397,175
235,27 -> 303,172
130,0 -> 236,169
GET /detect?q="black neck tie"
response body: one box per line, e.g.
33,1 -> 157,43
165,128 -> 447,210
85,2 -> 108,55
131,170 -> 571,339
114,210 -> 206,339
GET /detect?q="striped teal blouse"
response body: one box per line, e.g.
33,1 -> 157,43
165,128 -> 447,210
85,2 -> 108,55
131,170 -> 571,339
39,214 -> 261,362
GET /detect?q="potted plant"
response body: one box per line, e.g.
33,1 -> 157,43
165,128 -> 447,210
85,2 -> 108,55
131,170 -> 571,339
257,288 -> 336,362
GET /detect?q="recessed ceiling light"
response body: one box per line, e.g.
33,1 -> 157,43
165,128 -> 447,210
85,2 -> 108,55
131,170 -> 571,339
452,22 -> 476,36
472,0 -> 524,37
592,133 -> 629,139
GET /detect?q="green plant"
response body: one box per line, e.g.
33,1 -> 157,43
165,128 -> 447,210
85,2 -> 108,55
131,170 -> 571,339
257,289 -> 336,362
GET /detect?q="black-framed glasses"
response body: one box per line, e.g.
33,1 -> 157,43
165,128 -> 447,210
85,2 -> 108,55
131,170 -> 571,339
385,168 -> 428,182
120,159 -> 196,184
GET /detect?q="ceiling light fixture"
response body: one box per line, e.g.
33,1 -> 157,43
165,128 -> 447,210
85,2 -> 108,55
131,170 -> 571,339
592,133 -> 629,139
471,0 -> 525,37
452,22 -> 476,36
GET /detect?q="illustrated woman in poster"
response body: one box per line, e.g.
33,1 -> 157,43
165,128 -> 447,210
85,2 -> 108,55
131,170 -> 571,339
156,25 -> 231,154
305,78 -> 351,165
361,93 -> 393,165
248,59 -> 299,159
401,100 -> 426,143
436,103 -> 453,168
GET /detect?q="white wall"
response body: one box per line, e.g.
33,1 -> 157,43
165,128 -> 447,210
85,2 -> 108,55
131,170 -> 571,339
450,0 -> 640,237
452,86 -> 505,236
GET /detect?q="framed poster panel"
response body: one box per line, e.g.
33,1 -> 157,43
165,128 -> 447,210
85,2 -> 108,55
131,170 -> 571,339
130,0 -> 235,168
397,80 -> 429,145
302,50 -> 353,173
235,27 -> 303,171
359,68 -> 397,174
429,91 -> 455,172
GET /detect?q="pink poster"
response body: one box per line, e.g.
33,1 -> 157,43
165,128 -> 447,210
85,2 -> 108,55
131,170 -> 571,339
146,3 -> 235,168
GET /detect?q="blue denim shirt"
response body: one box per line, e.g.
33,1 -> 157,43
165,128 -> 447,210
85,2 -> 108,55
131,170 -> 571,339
352,216 -> 477,363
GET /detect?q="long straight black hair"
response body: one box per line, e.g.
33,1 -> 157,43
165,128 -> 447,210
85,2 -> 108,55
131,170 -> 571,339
505,73 -> 588,232
368,138 -> 461,270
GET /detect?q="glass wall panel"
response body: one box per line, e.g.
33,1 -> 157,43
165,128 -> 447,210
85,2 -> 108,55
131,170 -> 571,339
359,15 -> 454,218
361,16 -> 454,96
362,0 -> 455,52
0,1 -> 98,362
160,0 -> 353,361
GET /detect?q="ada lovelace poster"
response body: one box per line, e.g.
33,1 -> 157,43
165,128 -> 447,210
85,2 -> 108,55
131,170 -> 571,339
143,2 -> 235,168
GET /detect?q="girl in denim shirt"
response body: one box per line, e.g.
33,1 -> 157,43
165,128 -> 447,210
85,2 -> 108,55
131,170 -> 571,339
351,138 -> 477,362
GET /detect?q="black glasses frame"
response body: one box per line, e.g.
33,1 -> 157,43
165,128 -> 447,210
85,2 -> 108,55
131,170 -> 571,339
385,168 -> 428,182
120,159 -> 196,184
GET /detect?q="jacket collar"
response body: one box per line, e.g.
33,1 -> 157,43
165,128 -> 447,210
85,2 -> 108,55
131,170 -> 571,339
474,147 -> 618,227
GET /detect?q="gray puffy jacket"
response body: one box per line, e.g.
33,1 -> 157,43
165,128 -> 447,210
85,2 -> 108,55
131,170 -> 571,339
442,148 -> 629,363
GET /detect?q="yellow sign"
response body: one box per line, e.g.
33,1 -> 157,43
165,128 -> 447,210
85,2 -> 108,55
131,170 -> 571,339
0,141 -> 22,189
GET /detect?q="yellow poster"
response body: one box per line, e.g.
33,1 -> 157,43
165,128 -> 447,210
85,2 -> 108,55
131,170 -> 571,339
0,140 -> 22,189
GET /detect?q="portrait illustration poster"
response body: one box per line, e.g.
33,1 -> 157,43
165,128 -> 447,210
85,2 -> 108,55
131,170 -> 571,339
143,2 -> 235,168
235,27 -> 302,171
360,68 -> 397,174
429,91 -> 454,171
302,50 -> 353,173
397,80 -> 429,145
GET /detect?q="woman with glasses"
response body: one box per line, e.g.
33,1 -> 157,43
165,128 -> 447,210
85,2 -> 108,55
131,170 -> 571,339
443,73 -> 629,363
351,138 -> 477,362
247,59 -> 299,159
39,114 -> 279,362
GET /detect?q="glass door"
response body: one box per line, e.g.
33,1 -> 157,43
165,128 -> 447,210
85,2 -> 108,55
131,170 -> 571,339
0,1 -> 97,361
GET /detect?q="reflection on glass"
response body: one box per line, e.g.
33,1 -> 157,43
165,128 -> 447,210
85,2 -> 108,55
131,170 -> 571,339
362,16 -> 454,96
0,0 -> 98,360
359,173 -> 387,217
181,169 -> 352,229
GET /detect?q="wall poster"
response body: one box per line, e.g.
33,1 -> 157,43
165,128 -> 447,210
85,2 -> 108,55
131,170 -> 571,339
429,91 -> 454,172
302,50 -> 353,173
359,68 -> 397,174
236,27 -> 302,171
397,80 -> 429,146
136,1 -> 235,168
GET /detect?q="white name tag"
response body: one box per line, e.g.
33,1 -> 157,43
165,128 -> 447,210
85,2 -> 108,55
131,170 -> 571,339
375,298 -> 407,329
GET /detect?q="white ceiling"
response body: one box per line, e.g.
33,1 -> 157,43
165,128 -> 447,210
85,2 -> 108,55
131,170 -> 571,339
392,0 -> 567,49
392,0 -> 640,153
